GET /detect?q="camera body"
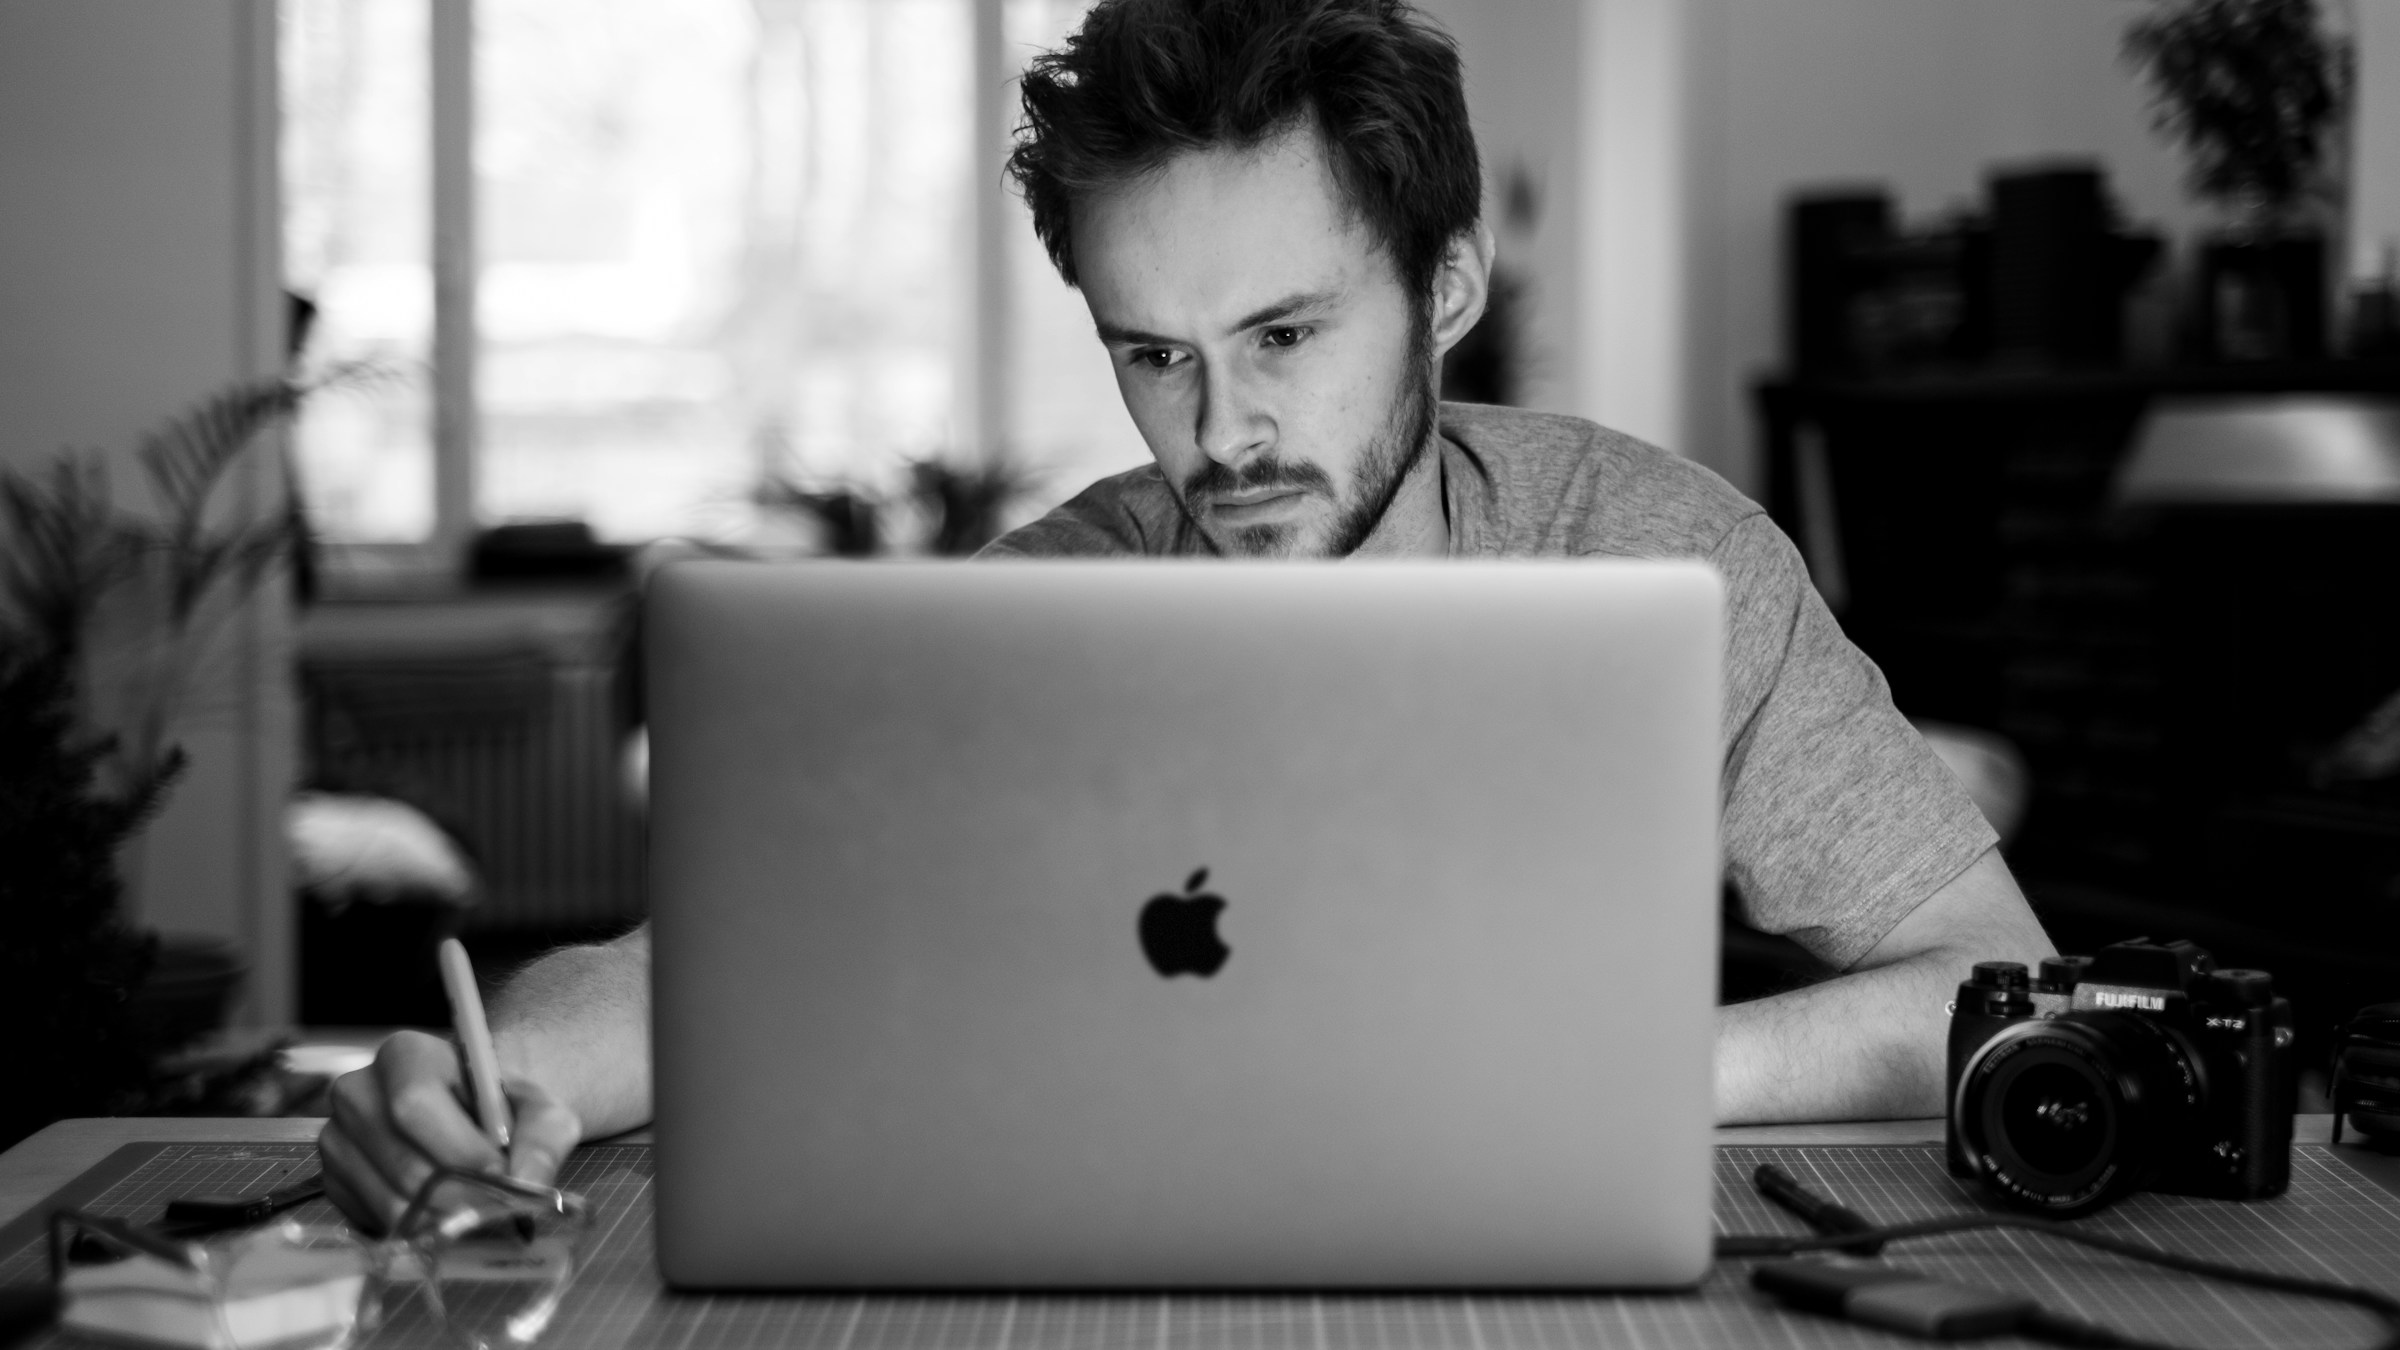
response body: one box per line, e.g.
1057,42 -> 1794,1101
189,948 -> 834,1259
1945,938 -> 2294,1215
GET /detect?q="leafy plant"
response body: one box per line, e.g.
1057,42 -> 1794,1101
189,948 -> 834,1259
0,456 -> 139,663
0,644 -> 168,1148
1,373 -> 360,797
907,456 -> 1045,557
754,454 -> 1044,557
2123,0 -> 2351,224
754,478 -> 885,558
0,371 -> 347,1148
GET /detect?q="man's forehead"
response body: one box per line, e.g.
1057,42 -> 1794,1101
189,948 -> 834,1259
1071,126 -> 1384,337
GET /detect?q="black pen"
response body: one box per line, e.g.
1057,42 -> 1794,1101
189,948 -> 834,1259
1753,1163 -> 1884,1256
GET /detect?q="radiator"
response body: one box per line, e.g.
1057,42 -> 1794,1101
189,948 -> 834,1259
301,599 -> 646,935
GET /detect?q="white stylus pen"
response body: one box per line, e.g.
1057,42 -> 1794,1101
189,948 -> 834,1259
438,937 -> 513,1152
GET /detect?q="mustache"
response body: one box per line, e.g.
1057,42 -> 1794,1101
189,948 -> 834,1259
1182,456 -> 1333,502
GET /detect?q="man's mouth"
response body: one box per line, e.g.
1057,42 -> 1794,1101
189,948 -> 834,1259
1209,488 -> 1308,522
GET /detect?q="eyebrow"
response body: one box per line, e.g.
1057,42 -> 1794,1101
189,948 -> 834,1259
1094,287 -> 1344,347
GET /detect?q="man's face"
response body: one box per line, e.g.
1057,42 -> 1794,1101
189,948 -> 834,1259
1071,125 -> 1434,558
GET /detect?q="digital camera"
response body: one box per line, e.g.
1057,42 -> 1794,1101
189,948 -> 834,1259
1945,938 -> 2295,1216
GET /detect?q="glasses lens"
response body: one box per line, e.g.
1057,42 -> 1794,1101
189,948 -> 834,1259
58,1221 -> 379,1350
214,1222 -> 383,1350
410,1185 -> 588,1350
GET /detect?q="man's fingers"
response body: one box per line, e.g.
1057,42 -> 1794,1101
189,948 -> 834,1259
325,1066 -> 436,1221
377,1032 -> 506,1174
317,1122 -> 404,1234
501,1078 -> 583,1186
320,1031 -> 500,1228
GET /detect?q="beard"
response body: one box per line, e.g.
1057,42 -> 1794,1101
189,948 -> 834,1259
1178,317 -> 1438,559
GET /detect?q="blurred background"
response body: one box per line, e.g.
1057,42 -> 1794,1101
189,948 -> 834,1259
0,0 -> 2394,1138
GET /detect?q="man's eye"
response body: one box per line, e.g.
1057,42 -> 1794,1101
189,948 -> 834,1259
1261,326 -> 1308,349
1133,348 -> 1184,371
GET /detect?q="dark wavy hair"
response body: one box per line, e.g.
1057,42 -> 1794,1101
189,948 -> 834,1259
1008,0 -> 1481,302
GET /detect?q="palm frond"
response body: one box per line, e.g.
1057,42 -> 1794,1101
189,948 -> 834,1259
0,454 -> 140,659
134,378 -> 303,534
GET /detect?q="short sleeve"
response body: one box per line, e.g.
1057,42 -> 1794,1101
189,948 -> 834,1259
1712,514 -> 1997,970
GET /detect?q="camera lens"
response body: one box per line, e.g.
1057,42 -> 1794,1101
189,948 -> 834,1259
1996,1060 -> 2110,1177
1954,1013 -> 2202,1215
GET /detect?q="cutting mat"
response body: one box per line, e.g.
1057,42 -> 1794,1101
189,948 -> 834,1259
7,1141 -> 2400,1349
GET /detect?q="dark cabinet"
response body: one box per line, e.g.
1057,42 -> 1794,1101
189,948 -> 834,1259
1757,362 -> 2400,1056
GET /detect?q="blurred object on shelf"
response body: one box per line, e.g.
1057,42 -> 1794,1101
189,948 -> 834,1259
1988,164 -> 2162,370
1786,191 -> 1893,380
2113,396 -> 2400,505
2199,234 -> 2327,361
1783,164 -> 2158,379
2351,245 -> 2400,359
468,519 -> 630,585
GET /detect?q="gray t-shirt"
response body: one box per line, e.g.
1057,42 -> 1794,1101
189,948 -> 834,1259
981,401 -> 1997,969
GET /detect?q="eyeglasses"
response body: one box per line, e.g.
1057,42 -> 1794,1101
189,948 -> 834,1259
51,1166 -> 591,1350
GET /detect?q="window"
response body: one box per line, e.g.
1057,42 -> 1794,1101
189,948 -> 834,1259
282,0 -> 1144,554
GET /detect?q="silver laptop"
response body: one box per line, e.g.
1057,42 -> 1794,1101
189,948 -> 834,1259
647,560 -> 1722,1288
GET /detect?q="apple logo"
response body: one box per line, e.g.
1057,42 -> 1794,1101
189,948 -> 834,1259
1139,867 -> 1231,978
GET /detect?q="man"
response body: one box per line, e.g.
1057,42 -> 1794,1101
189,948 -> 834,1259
318,0 -> 2053,1231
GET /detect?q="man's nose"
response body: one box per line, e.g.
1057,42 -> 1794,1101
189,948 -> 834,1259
1192,364 -> 1273,468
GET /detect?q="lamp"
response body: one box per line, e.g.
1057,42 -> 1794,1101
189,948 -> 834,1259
2112,396 -> 2400,505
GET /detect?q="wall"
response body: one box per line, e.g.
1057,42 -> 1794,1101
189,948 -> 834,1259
1416,0 -> 1586,420
0,1 -> 294,1024
1420,0 -> 1697,452
2358,0 -> 2400,284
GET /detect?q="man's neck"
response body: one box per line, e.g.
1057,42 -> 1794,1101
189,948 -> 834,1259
1350,436 -> 1449,558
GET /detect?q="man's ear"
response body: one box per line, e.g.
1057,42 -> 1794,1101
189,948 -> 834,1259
1426,222 -> 1497,362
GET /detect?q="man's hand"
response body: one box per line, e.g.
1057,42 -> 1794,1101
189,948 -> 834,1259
318,1030 -> 583,1234
316,925 -> 652,1230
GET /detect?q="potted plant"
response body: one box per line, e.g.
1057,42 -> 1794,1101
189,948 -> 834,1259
0,375 -> 330,1146
2123,0 -> 2352,360
753,455 -> 1044,557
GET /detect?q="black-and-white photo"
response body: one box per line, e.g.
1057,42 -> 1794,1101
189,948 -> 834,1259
3,1 -> 2397,1345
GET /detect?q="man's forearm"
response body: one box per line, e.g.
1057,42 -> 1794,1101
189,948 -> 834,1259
490,924 -> 653,1139
1716,949 -> 1962,1123
1715,848 -> 2055,1125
